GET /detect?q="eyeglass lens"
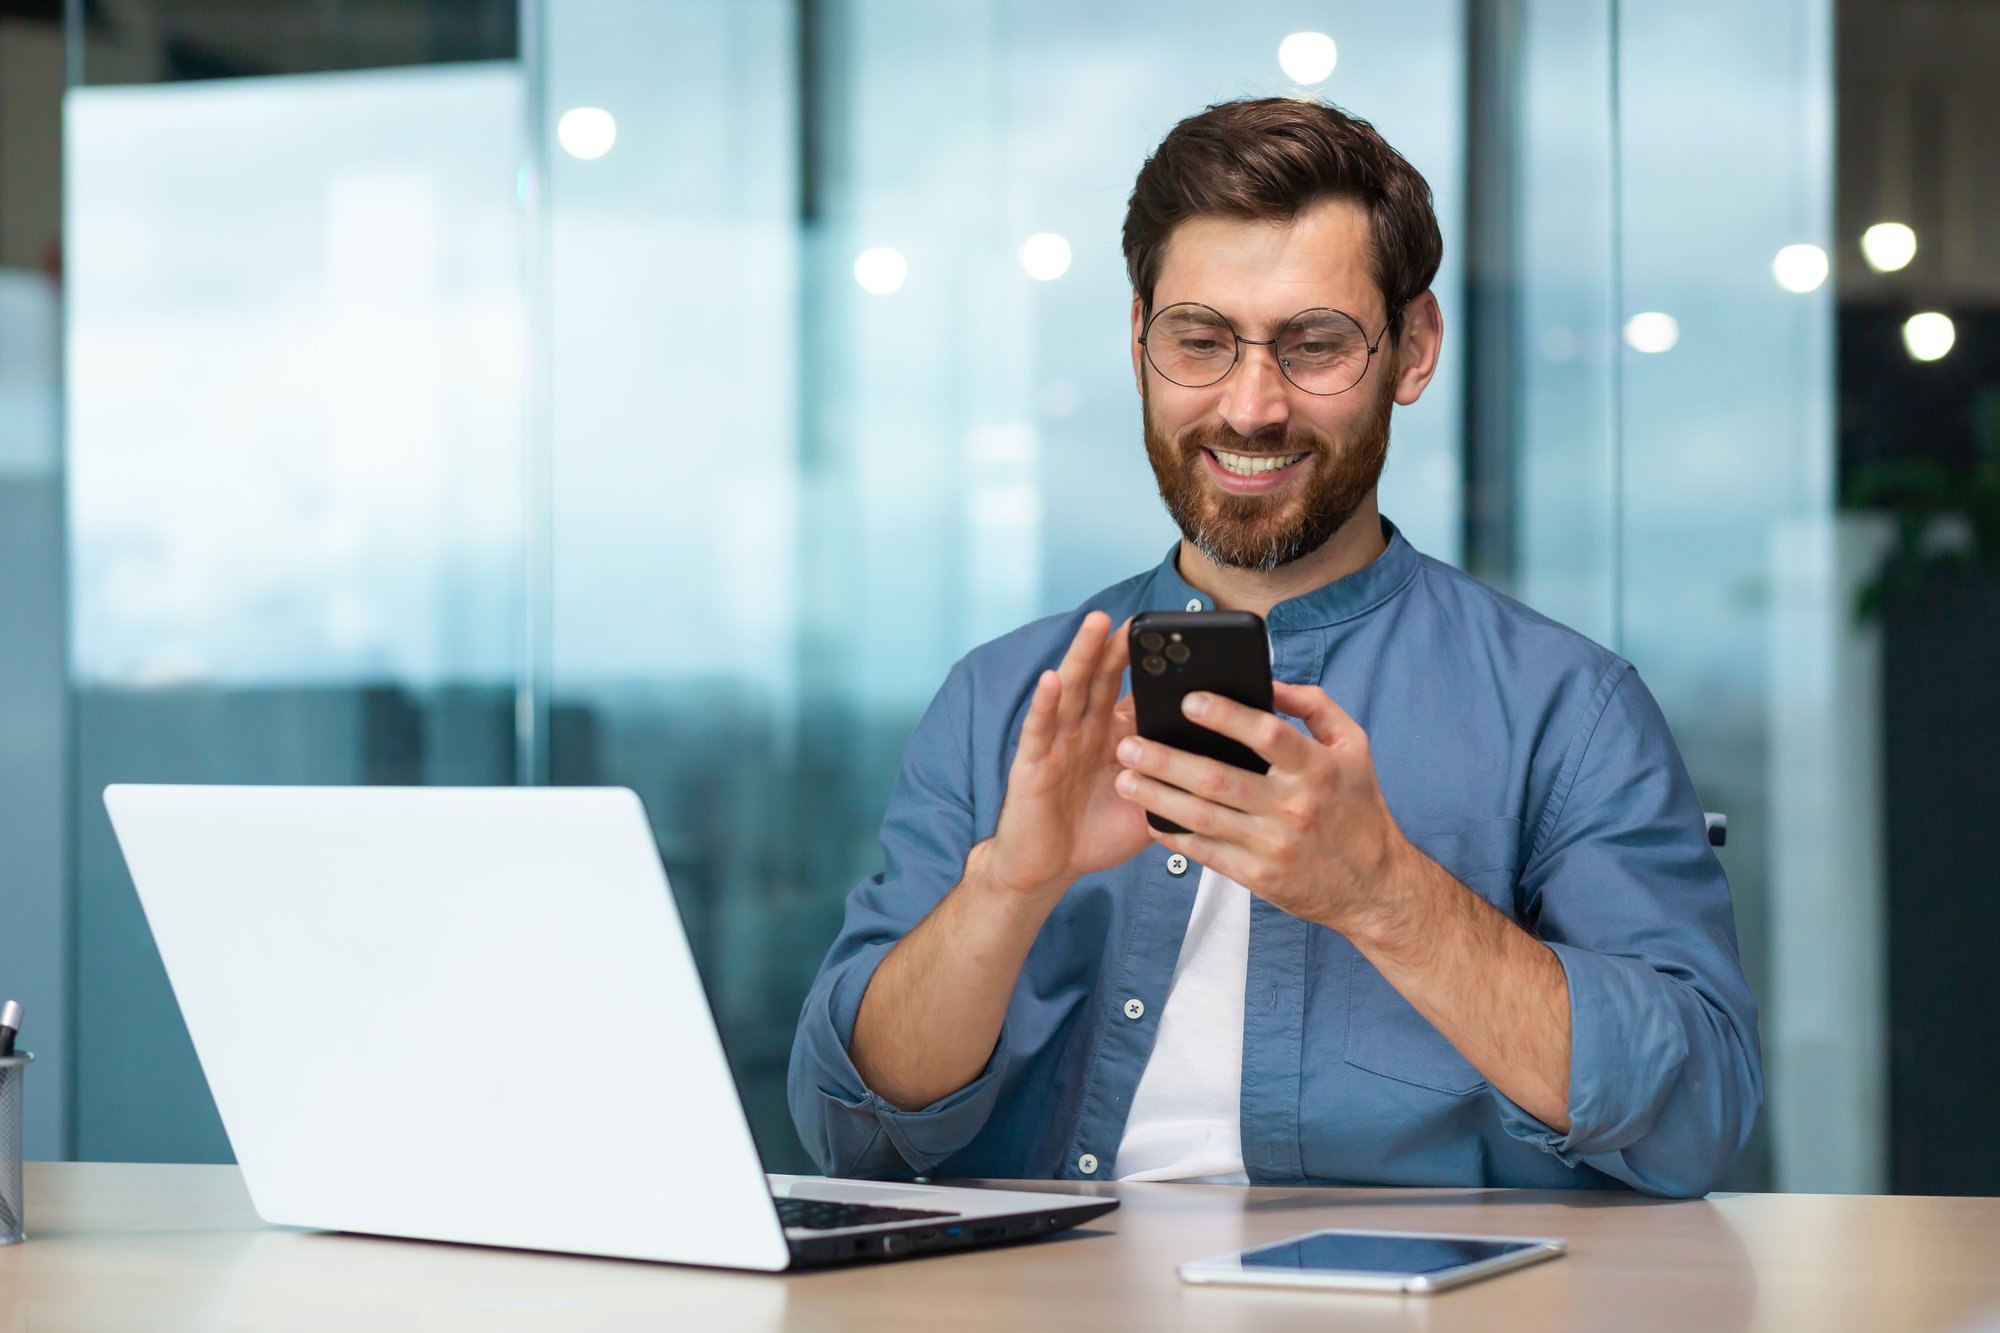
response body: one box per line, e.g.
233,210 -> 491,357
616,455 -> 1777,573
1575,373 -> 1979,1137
1144,302 -> 1374,395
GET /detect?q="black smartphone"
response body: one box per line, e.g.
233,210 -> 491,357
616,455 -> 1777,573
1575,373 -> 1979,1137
1128,610 -> 1275,834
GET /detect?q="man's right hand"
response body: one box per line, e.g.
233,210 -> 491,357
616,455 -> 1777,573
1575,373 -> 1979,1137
970,611 -> 1151,905
850,611 -> 1149,1111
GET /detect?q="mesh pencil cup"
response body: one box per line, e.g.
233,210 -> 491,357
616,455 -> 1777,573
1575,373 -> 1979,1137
0,1052 -> 30,1244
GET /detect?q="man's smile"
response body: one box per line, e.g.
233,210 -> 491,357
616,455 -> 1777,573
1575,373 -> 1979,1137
1200,446 -> 1312,494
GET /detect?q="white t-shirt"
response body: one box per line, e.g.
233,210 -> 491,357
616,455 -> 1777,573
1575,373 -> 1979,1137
1113,866 -> 1251,1183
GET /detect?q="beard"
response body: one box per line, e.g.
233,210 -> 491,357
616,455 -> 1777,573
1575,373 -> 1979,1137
1142,368 -> 1395,573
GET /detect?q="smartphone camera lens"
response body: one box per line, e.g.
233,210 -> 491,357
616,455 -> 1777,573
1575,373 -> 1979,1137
1165,642 -> 1190,664
1139,632 -> 1165,652
1141,655 -> 1168,676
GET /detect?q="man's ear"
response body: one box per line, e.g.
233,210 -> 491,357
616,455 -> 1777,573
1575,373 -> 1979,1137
1390,290 -> 1444,407
1130,293 -> 1148,396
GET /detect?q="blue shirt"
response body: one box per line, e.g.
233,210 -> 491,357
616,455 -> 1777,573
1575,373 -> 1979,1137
787,522 -> 1763,1198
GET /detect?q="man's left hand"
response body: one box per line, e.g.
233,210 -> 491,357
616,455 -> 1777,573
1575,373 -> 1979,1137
1113,681 -> 1410,934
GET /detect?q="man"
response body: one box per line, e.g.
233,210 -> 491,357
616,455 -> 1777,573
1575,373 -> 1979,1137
787,98 -> 1761,1197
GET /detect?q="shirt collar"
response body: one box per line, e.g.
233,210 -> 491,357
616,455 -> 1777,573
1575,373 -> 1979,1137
1144,517 -> 1422,632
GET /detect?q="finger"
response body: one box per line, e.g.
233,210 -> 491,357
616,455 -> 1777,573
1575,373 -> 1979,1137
1115,768 -> 1259,843
1180,691 -> 1314,769
1014,670 -> 1061,766
1109,691 -> 1138,743
1055,611 -> 1109,733
1084,616 -> 1133,723
1271,681 -> 1355,748
1116,734 -> 1270,813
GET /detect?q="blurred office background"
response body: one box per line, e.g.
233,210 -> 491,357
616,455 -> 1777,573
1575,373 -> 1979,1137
0,0 -> 1992,1192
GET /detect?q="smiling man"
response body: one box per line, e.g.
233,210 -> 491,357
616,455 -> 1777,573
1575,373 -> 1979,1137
788,98 -> 1762,1197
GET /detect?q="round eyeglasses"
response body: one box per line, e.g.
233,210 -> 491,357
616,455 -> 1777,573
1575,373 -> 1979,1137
1139,301 -> 1399,396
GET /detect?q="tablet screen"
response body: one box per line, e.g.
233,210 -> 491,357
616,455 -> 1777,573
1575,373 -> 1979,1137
1239,1231 -> 1538,1277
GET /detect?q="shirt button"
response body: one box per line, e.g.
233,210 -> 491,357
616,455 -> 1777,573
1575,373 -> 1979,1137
1123,997 -> 1145,1020
1166,853 -> 1189,876
1078,1153 -> 1099,1175
1185,598 -> 1203,612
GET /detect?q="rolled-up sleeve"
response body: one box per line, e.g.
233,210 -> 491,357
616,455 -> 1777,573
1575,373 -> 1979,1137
786,658 -> 1011,1178
1500,666 -> 1765,1198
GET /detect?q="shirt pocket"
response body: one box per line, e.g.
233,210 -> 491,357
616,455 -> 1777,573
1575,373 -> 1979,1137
1342,816 -> 1524,1097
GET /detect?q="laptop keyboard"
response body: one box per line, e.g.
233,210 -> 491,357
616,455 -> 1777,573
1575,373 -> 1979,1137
774,1197 -> 958,1231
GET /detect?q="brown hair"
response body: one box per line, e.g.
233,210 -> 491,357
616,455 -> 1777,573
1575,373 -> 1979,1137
1122,98 -> 1442,342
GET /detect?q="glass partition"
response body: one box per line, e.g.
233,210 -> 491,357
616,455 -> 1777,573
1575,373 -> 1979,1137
1611,0 -> 1837,1191
533,0 -> 1467,1169
64,64 -> 528,1159
51,0 -> 1857,1191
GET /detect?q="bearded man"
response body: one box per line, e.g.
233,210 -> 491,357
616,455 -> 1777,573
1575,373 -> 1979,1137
788,98 -> 1762,1198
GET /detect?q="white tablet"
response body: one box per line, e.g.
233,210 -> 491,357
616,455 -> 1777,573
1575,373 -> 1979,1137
1178,1227 -> 1566,1294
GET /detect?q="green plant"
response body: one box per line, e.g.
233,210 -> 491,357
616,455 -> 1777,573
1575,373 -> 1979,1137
1844,386 -> 2000,619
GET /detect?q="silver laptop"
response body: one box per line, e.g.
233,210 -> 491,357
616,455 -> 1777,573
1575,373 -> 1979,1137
103,784 -> 1114,1270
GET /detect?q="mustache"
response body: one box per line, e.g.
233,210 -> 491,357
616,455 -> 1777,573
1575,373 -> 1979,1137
1175,423 -> 1327,458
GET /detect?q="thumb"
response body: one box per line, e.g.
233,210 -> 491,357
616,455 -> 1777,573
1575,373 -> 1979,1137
1272,681 -> 1356,748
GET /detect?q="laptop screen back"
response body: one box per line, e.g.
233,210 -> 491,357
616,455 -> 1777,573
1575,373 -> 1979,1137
104,784 -> 789,1270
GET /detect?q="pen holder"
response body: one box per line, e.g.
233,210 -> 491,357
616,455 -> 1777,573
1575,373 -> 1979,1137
0,1053 -> 29,1245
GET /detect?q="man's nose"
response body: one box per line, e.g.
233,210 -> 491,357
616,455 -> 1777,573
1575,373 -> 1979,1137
1215,342 -> 1292,439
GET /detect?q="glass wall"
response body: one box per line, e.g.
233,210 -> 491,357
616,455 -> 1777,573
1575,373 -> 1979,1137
64,63 -> 527,1159
0,262 -> 66,1163
46,0 -> 1878,1192
533,0 -> 1467,1170
537,0 -> 809,1163
1612,0 -> 1839,1192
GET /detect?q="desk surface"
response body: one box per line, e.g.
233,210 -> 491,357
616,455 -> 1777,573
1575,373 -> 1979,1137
7,1163 -> 2000,1332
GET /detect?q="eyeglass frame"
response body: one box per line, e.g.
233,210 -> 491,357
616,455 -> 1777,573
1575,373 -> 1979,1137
1137,299 -> 1407,397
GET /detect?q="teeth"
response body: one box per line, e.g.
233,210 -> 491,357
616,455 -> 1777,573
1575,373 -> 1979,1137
1212,449 -> 1306,477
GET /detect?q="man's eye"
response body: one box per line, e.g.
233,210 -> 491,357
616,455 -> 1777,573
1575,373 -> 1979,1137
1178,338 -> 1226,355
1285,338 -> 1357,363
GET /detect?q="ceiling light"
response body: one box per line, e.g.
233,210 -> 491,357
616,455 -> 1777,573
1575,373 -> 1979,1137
1772,243 -> 1828,294
1902,312 -> 1954,362
1861,222 -> 1916,273
1019,233 -> 1072,282
556,107 -> 617,161
1278,32 -> 1339,85
853,246 -> 908,295
1622,311 -> 1679,354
